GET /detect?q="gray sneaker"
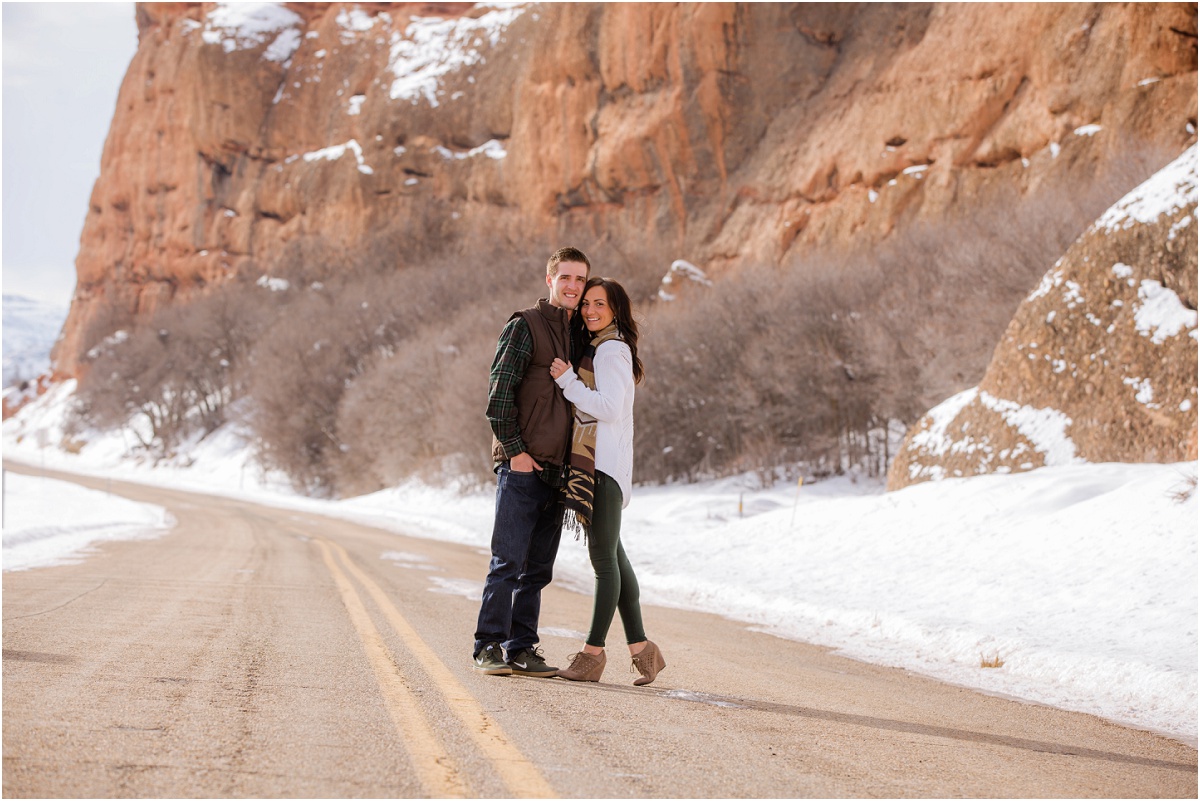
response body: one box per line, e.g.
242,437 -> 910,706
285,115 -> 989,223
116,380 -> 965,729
507,647 -> 558,677
473,642 -> 513,675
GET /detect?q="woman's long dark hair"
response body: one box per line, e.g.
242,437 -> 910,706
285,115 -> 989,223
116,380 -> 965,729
584,277 -> 644,384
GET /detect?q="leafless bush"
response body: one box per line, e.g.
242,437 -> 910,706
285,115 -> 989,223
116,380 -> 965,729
332,303 -> 507,496
74,323 -> 181,450
244,244 -> 532,496
632,148 -> 1166,484
75,293 -> 137,362
72,282 -> 265,456
246,271 -> 410,494
636,263 -> 894,482
1170,471 -> 1198,503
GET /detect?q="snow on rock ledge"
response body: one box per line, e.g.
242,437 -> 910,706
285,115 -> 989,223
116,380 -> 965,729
889,146 -> 1199,490
199,3 -> 303,62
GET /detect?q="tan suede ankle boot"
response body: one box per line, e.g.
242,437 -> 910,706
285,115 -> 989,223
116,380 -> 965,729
631,640 -> 666,686
557,649 -> 606,681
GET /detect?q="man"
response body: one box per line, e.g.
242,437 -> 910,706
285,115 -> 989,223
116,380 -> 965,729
473,246 -> 591,676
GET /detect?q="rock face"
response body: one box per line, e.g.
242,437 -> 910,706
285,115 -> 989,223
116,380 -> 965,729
54,2 -> 1197,376
888,145 -> 1198,490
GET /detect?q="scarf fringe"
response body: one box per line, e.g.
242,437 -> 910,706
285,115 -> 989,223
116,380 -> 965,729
562,506 -> 590,544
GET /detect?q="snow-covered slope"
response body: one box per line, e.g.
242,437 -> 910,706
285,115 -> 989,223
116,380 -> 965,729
3,294 -> 68,387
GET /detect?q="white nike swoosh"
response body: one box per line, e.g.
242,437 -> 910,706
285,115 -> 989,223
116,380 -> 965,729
513,661 -> 528,669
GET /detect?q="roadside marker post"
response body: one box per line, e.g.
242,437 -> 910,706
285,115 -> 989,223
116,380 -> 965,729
789,475 -> 804,528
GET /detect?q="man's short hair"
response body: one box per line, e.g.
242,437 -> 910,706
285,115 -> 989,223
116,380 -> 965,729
546,246 -> 591,277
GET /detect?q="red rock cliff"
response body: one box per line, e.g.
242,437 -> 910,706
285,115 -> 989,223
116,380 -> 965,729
55,2 -> 1197,375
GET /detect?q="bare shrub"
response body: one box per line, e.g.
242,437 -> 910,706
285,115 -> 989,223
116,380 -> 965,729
980,651 -> 1005,669
170,284 -> 267,432
631,145 -> 1168,484
332,302 -> 509,496
636,260 -> 898,483
246,271 -> 410,494
635,279 -> 757,481
244,243 -> 534,496
74,293 -> 137,362
74,323 -> 183,451
72,283 -> 264,456
1170,471 -> 1198,504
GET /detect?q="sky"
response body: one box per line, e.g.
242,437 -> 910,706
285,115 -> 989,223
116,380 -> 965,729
2,2 -> 138,305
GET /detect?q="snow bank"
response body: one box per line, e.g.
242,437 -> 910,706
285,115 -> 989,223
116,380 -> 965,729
3,472 -> 173,572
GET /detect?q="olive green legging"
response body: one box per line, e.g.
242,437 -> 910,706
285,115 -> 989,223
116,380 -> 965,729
585,471 -> 647,648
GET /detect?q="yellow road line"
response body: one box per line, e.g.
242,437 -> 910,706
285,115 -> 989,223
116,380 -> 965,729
324,538 -> 557,799
315,538 -> 468,798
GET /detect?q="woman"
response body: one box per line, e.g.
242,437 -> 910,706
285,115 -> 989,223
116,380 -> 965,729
549,277 -> 666,686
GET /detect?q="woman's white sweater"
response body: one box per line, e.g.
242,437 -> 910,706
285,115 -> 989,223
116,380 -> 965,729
554,339 -> 635,507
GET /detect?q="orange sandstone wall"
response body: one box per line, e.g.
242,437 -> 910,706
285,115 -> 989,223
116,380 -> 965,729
56,2 -> 1197,376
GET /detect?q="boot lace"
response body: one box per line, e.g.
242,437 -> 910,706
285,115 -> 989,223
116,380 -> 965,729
567,651 -> 602,672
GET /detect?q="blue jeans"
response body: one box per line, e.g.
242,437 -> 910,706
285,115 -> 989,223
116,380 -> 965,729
473,462 -> 563,656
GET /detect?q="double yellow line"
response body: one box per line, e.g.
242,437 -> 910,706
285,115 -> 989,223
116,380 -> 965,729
315,537 -> 556,799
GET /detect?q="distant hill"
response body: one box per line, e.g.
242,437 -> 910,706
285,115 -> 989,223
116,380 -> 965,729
3,294 -> 68,388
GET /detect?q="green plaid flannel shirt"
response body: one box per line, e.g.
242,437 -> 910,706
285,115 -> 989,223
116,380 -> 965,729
486,316 -> 565,486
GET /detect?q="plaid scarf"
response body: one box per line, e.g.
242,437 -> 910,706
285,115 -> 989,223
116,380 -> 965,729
562,322 -> 621,540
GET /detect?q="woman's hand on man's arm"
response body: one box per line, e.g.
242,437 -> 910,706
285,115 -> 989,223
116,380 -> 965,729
550,358 -> 572,381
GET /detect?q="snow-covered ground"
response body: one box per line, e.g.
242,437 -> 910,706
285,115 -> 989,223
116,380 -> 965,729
3,382 -> 1195,745
2,294 -> 68,387
2,471 -> 173,572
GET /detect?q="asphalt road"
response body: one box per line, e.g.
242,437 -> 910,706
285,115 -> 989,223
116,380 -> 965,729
3,464 -> 1196,798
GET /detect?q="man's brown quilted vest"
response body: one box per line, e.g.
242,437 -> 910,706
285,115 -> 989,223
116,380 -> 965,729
490,298 -> 574,468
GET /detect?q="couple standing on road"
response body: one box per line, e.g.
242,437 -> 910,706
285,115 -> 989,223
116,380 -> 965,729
471,246 -> 666,686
